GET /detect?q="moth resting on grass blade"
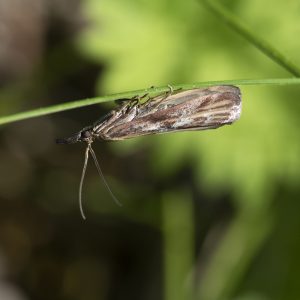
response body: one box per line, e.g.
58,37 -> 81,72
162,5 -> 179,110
56,85 -> 242,219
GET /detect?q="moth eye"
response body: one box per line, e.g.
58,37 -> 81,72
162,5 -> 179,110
81,131 -> 91,139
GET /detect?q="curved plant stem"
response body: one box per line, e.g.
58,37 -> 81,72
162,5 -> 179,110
200,0 -> 300,77
1,78 -> 300,126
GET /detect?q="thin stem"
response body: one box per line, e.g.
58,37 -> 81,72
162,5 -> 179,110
200,0 -> 300,77
1,78 -> 300,126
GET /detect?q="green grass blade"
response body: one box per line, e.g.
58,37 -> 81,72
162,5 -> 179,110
1,77 -> 300,126
200,0 -> 300,77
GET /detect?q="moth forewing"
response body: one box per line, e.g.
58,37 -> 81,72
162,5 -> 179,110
99,85 -> 241,140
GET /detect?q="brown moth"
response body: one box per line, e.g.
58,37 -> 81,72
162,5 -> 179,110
57,85 -> 242,219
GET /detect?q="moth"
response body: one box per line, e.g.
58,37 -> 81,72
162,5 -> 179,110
57,85 -> 241,219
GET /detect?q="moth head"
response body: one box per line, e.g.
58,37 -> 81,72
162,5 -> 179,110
79,129 -> 93,142
56,128 -> 94,144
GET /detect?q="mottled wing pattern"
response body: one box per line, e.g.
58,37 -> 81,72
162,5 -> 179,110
100,85 -> 241,140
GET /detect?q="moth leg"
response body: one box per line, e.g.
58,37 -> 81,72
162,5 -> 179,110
167,84 -> 174,95
136,85 -> 179,106
125,86 -> 158,107
165,84 -> 182,95
134,93 -> 149,103
129,95 -> 140,106
141,85 -> 165,105
143,85 -> 175,109
116,94 -> 148,108
136,87 -> 159,106
115,98 -> 131,106
126,93 -> 151,113
115,93 -> 143,106
133,85 -> 161,104
156,85 -> 175,102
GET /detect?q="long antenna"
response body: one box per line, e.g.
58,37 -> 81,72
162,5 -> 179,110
79,145 -> 90,220
88,144 -> 122,207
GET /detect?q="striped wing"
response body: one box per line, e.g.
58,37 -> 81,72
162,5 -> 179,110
101,85 -> 241,140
